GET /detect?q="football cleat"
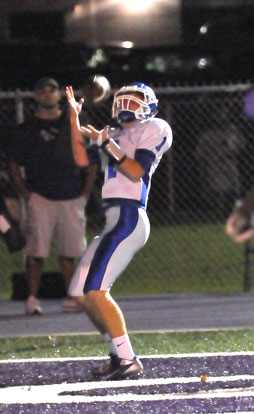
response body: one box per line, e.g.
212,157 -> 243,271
101,356 -> 143,381
91,353 -> 119,377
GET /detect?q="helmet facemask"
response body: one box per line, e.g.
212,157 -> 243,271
112,84 -> 158,123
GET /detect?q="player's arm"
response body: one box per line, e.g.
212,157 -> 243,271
81,124 -> 145,181
226,186 -> 254,242
117,157 -> 145,181
98,136 -> 146,181
66,86 -> 90,168
8,160 -> 31,202
81,164 -> 98,200
116,123 -> 172,181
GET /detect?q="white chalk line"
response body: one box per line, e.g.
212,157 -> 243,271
2,350 -> 254,364
1,375 -> 254,404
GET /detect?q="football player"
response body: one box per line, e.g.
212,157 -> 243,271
66,82 -> 173,380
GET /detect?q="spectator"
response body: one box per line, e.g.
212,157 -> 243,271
195,103 -> 245,219
8,77 -> 97,315
226,88 -> 254,242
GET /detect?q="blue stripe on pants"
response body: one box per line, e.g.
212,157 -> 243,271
83,204 -> 139,293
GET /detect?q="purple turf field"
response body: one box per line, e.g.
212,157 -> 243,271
1,353 -> 254,413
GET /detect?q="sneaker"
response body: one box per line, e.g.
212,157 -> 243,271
101,356 -> 143,381
62,297 -> 83,313
25,295 -> 42,315
91,353 -> 119,377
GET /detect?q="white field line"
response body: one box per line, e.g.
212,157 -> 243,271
1,376 -> 254,404
2,351 -> 254,364
4,374 -> 254,391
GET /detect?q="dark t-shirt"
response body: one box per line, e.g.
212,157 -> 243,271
10,113 -> 88,200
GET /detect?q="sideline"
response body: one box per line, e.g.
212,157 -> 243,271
1,293 -> 254,338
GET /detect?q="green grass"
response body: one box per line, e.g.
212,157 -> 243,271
1,330 -> 254,360
0,222 -> 247,299
112,222 -> 246,295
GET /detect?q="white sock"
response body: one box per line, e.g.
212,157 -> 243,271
112,333 -> 135,360
102,333 -> 116,355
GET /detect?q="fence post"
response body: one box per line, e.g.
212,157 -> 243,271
15,89 -> 24,124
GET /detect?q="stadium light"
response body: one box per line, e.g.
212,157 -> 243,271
119,0 -> 156,13
122,40 -> 134,48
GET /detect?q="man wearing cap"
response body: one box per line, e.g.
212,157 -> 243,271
8,77 -> 97,314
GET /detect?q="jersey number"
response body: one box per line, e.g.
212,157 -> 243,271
107,139 -> 119,179
108,165 -> 117,178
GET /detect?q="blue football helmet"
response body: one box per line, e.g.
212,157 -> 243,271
112,82 -> 158,123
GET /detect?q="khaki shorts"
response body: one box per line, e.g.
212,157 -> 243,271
25,193 -> 87,258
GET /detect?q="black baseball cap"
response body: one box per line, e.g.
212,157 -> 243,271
35,77 -> 60,91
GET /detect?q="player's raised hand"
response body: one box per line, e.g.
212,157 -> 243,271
66,86 -> 84,118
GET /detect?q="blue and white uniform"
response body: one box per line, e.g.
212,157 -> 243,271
69,116 -> 172,296
103,118 -> 172,208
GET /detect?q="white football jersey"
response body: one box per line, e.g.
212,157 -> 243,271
101,117 -> 173,208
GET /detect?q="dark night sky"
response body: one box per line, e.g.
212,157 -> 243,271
0,1 -> 254,89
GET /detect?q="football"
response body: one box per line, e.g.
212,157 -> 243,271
82,74 -> 111,105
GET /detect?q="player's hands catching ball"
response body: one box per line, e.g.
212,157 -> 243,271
66,86 -> 84,119
80,124 -> 109,145
66,85 -> 109,145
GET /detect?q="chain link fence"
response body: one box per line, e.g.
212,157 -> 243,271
1,83 -> 254,297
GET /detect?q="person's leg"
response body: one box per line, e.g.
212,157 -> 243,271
66,224 -> 122,363
24,194 -> 55,315
59,256 -> 75,291
76,291 -> 131,358
25,256 -> 44,314
60,256 -> 84,312
82,205 -> 150,379
26,256 -> 43,296
87,289 -> 142,380
87,290 -> 134,359
68,203 -> 149,378
75,294 -> 108,335
74,293 -> 119,377
56,197 -> 87,312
